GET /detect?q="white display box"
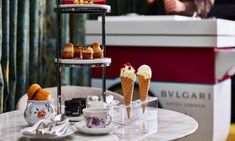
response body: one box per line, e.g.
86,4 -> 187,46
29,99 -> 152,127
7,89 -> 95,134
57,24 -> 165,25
151,79 -> 231,141
86,16 -> 235,47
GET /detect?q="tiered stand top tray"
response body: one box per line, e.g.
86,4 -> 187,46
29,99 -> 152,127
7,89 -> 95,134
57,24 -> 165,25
55,4 -> 111,13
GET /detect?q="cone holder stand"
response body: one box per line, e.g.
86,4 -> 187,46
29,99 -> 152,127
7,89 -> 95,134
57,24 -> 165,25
112,97 -> 158,125
111,97 -> 158,140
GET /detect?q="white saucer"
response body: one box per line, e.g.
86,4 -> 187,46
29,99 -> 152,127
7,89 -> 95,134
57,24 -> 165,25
21,125 -> 76,139
77,125 -> 114,135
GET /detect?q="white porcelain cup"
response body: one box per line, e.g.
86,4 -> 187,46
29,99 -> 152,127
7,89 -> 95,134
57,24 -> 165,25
24,99 -> 55,125
83,107 -> 112,128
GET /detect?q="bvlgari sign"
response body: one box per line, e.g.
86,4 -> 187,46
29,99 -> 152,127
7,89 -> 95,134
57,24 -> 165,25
152,80 -> 231,141
161,90 -> 212,100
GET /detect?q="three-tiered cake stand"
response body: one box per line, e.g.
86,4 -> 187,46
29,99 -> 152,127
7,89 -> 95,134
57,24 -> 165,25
54,1 -> 111,114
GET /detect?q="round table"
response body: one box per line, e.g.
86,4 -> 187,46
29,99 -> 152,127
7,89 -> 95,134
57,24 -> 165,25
0,108 -> 198,141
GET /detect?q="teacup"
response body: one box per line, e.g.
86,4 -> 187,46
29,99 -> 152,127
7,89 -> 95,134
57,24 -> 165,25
83,108 -> 112,128
24,99 -> 55,125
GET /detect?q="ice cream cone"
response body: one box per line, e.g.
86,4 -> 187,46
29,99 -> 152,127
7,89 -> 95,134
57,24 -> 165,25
120,77 -> 134,119
138,74 -> 150,113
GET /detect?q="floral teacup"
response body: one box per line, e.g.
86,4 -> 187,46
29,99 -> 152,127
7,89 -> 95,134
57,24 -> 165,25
83,108 -> 112,128
24,99 -> 55,125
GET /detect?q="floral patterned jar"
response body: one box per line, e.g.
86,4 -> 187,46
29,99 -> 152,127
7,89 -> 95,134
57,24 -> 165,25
24,99 -> 55,125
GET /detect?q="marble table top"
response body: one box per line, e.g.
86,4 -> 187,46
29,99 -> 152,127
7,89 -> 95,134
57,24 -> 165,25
0,108 -> 198,141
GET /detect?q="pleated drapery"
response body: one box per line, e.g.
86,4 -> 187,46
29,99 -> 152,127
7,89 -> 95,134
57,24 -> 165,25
0,0 -> 3,112
16,0 -> 29,110
0,0 -> 89,113
2,0 -> 10,112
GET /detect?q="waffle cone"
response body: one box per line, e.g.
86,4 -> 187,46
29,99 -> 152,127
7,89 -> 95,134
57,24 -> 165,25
138,75 -> 150,113
120,77 -> 134,119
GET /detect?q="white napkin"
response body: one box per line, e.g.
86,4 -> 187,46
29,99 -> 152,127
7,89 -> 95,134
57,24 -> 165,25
106,95 -> 114,105
21,119 -> 70,136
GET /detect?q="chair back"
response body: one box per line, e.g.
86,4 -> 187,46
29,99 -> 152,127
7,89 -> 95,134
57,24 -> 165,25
16,86 -> 124,111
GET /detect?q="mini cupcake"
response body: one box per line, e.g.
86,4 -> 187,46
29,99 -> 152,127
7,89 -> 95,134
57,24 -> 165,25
91,42 -> 104,58
74,46 -> 82,59
81,47 -> 94,59
62,42 -> 74,59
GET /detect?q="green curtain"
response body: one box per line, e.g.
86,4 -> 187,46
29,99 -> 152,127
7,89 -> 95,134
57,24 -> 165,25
29,0 -> 39,85
38,0 -> 46,86
70,14 -> 91,86
61,14 -> 70,85
16,0 -> 29,106
2,0 -> 9,112
8,0 -> 18,111
42,0 -> 57,87
0,0 -> 89,113
0,0 -> 3,113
